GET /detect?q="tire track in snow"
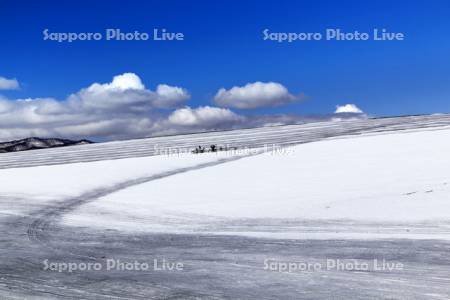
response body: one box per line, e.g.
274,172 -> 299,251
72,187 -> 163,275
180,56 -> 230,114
26,152 -> 261,258
24,114 -> 450,256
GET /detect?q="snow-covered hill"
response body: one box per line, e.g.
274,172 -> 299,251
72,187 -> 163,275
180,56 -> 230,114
1,114 -> 450,169
1,114 -> 450,240
60,125 -> 450,240
2,114 -> 450,299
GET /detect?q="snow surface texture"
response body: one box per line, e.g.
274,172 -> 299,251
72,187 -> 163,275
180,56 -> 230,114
62,126 -> 450,240
2,115 -> 450,299
0,151 -> 245,216
1,114 -> 449,240
1,114 -> 450,170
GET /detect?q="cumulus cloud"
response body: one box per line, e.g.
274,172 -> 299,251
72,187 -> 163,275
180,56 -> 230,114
0,73 -> 197,141
0,76 -> 19,90
153,84 -> 191,109
168,106 -> 244,127
334,104 -> 363,114
67,73 -> 189,112
0,74 -> 368,142
214,81 -> 300,109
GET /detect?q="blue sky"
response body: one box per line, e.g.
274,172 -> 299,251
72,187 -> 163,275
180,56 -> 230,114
0,0 -> 449,140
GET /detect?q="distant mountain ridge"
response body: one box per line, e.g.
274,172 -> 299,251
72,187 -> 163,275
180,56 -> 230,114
0,137 -> 93,153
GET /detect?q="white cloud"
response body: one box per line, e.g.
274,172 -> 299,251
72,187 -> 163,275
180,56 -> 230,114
83,73 -> 146,91
0,74 -> 367,142
153,84 -> 190,109
214,81 -> 299,109
334,104 -> 363,114
67,73 -> 189,112
0,76 -> 19,90
0,73 -> 196,141
168,106 -> 244,127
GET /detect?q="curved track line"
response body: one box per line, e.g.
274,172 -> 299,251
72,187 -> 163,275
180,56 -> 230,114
26,153 -> 260,258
